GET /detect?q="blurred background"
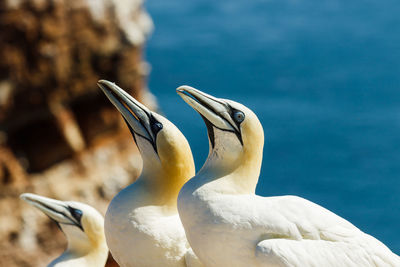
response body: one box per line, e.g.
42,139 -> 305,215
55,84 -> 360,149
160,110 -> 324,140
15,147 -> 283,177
1,0 -> 399,266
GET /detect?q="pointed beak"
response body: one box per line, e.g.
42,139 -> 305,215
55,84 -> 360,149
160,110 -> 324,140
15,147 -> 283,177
20,193 -> 82,230
97,80 -> 156,147
176,85 -> 239,132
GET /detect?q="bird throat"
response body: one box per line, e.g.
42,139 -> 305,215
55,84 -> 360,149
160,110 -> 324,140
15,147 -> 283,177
200,114 -> 215,148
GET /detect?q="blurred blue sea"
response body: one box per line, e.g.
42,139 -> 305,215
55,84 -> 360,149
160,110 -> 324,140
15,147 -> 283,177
145,0 -> 400,253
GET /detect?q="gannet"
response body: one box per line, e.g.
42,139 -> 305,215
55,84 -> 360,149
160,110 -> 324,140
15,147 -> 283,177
97,80 -> 203,267
20,193 -> 108,267
176,86 -> 400,267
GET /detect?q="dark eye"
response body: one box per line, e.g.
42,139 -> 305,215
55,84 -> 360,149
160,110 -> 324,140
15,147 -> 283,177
151,122 -> 163,133
68,207 -> 83,222
233,111 -> 245,123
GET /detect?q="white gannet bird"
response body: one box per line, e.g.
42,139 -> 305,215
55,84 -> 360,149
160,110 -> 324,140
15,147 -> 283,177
20,193 -> 108,267
176,86 -> 400,267
97,80 -> 203,267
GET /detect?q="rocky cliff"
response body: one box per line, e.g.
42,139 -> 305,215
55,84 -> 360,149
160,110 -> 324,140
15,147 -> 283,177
0,0 -> 154,265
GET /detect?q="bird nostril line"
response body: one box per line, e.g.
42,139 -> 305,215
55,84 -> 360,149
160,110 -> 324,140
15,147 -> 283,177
109,90 -> 140,121
181,90 -> 201,104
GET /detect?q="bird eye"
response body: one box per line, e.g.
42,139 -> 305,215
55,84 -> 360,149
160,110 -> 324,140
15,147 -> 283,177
68,207 -> 83,222
151,122 -> 163,134
233,111 -> 245,123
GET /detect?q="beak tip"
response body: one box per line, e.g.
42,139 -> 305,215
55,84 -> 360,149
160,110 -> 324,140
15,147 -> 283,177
176,85 -> 194,93
176,87 -> 185,94
20,193 -> 33,203
97,79 -> 116,89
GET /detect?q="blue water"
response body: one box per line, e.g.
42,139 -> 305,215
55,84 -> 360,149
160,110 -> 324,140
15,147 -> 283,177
145,0 -> 400,253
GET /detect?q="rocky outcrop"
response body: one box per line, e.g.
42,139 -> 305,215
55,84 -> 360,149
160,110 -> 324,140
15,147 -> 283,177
0,0 -> 153,265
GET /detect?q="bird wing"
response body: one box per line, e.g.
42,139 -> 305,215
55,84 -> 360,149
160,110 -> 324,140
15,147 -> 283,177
259,195 -> 359,240
251,195 -> 400,266
255,238 -> 393,267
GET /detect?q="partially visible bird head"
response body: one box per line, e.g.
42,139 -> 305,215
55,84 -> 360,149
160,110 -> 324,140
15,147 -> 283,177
20,193 -> 106,254
98,80 -> 195,195
177,86 -> 264,192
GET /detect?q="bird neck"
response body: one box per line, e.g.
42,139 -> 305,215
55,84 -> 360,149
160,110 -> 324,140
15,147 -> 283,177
198,144 -> 263,195
65,236 -> 96,256
135,138 -> 195,209
138,163 -> 191,209
56,242 -> 107,267
61,224 -> 107,262
232,148 -> 263,194
66,239 -> 90,256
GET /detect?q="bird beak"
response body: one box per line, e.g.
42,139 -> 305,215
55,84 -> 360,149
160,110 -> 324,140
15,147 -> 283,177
20,193 -> 82,230
97,80 -> 157,148
176,85 -> 239,133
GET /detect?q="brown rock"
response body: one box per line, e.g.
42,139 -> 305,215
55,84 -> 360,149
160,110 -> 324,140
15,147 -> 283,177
0,0 -> 154,266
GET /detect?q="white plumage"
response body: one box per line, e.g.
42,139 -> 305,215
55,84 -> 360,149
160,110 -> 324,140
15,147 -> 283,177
177,85 -> 400,267
98,80 -> 203,267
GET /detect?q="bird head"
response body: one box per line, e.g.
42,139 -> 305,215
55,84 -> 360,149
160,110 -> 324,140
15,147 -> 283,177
98,80 -> 195,201
177,86 -> 264,193
20,193 -> 106,255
